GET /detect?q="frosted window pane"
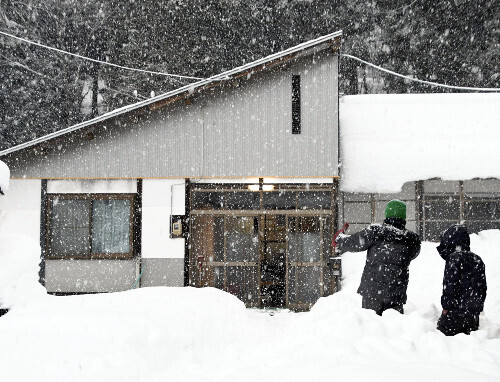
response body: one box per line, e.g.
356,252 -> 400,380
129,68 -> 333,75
296,267 -> 321,304
226,192 -> 260,210
92,200 -> 130,253
50,199 -> 90,255
297,191 -> 331,209
226,217 -> 258,262
465,200 -> 500,220
226,266 -> 258,304
300,233 -> 321,262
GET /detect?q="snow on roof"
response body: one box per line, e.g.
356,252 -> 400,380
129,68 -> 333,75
339,93 -> 500,193
0,160 -> 10,193
0,30 -> 342,157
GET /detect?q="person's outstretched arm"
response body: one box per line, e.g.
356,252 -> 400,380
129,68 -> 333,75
336,227 -> 373,254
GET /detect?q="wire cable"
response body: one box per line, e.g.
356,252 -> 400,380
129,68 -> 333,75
342,54 -> 500,92
0,30 -> 204,80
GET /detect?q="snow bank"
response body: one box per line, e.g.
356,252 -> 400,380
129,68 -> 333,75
0,234 -> 46,309
0,160 -> 10,193
1,231 -> 500,381
340,93 -> 500,193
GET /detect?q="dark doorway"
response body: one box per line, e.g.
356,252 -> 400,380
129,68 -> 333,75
259,215 -> 287,308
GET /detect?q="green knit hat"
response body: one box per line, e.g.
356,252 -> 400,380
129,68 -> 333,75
385,200 -> 406,220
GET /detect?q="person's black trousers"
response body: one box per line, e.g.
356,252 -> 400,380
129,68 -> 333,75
437,310 -> 479,336
362,297 -> 403,316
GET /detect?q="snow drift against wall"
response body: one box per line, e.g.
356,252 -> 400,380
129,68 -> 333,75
1,230 -> 500,381
0,234 -> 45,308
340,93 -> 500,193
0,160 -> 9,193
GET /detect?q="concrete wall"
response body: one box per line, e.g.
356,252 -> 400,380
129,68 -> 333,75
140,258 -> 184,288
45,259 -> 138,293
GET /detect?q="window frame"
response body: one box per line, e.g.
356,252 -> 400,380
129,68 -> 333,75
46,193 -> 136,260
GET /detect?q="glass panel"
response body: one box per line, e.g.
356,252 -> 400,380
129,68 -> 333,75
467,221 -> 500,234
424,221 -> 459,242
226,216 -> 258,262
213,217 -> 224,262
226,191 -> 260,210
92,199 -> 131,254
49,199 -> 90,256
261,243 -> 286,282
213,266 -> 224,290
191,215 -> 223,264
287,217 -> 298,262
265,215 -> 286,242
192,191 -> 224,210
298,191 -> 332,210
465,200 -> 500,220
296,266 -> 322,304
298,217 -> 321,262
226,266 -> 258,305
322,217 -> 332,261
424,198 -> 460,220
50,228 -> 90,256
262,191 -> 296,210
287,266 -> 297,304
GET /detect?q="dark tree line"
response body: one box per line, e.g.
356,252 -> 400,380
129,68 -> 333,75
1,0 -> 499,150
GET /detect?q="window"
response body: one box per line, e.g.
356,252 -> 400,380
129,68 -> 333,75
191,186 -> 334,211
422,195 -> 460,241
464,197 -> 500,233
420,180 -> 500,240
292,75 -> 301,134
47,194 -> 136,259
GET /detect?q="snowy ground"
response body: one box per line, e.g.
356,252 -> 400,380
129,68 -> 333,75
1,231 -> 500,382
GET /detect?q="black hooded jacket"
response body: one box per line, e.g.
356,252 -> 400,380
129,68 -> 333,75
437,225 -> 487,314
336,218 -> 421,305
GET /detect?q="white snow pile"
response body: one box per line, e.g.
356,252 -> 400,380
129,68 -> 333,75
1,231 -> 500,382
0,234 -> 46,309
0,159 -> 10,193
340,93 -> 500,193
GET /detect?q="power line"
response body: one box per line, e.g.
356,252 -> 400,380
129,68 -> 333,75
0,30 -> 204,81
342,54 -> 500,92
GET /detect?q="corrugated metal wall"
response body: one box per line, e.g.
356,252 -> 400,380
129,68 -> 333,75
6,51 -> 338,179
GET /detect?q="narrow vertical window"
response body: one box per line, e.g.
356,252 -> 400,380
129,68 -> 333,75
292,75 -> 301,134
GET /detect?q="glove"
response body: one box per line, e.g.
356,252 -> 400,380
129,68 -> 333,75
332,222 -> 349,252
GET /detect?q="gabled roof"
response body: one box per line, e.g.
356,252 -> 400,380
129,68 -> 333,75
0,30 -> 342,157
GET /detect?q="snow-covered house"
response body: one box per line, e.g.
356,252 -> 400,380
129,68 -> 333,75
0,31 -> 342,311
2,28 -> 499,311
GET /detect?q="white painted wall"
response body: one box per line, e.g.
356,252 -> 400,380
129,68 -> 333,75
47,179 -> 137,194
142,179 -> 185,259
195,178 -> 334,184
0,179 -> 41,242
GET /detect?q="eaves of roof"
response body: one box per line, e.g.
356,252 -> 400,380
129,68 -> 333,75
0,30 -> 342,157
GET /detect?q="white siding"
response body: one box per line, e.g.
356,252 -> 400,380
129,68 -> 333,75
47,179 -> 137,194
6,52 -> 339,179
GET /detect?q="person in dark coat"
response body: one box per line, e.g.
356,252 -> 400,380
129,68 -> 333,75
336,200 -> 421,315
436,224 -> 487,336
